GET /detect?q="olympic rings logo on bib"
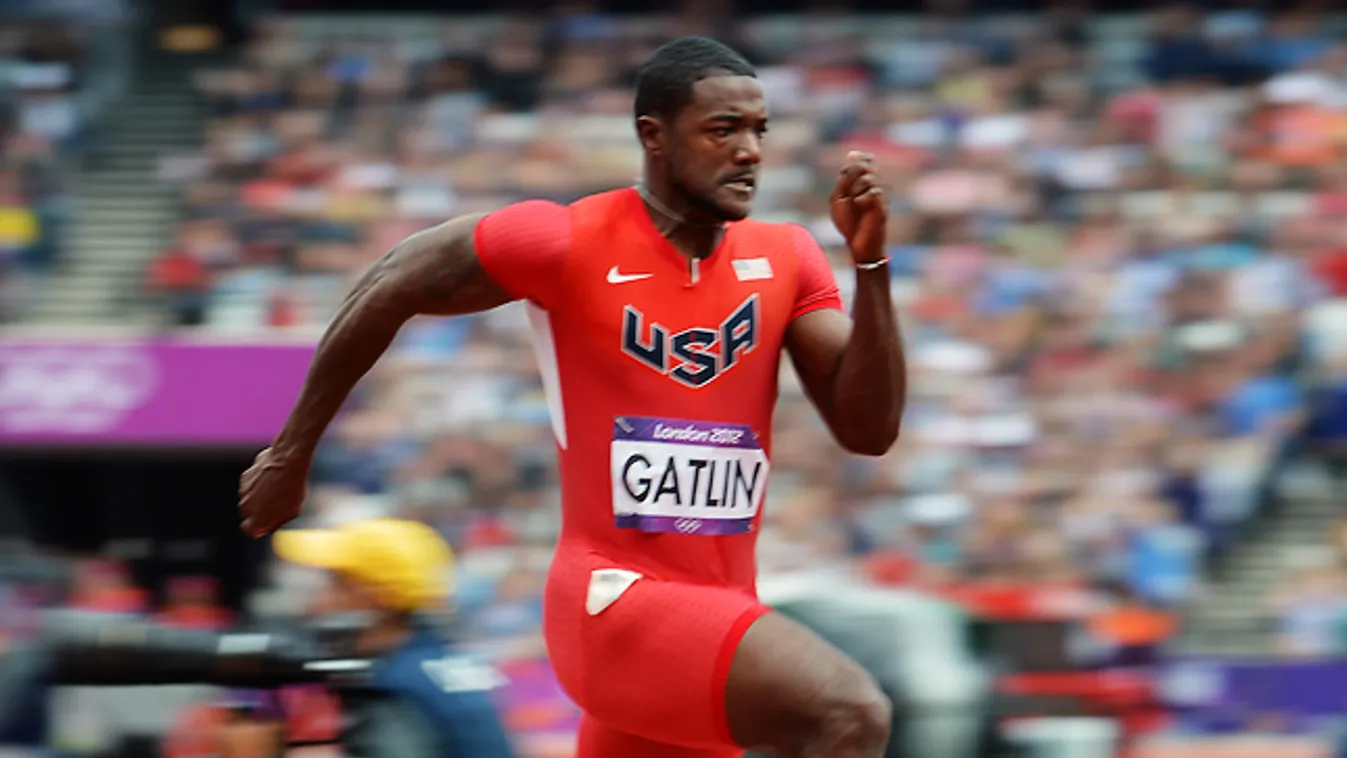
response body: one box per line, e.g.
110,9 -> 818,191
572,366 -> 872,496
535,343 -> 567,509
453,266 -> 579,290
610,416 -> 768,536
675,519 -> 703,534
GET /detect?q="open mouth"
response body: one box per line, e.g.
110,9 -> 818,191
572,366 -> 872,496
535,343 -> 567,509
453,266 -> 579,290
723,176 -> 756,193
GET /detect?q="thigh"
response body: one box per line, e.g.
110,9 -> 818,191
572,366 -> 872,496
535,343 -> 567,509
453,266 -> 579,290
554,566 -> 769,749
724,611 -> 885,754
577,714 -> 743,758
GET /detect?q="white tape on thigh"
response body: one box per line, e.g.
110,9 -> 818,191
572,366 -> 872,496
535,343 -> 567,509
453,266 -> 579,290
586,568 -> 643,616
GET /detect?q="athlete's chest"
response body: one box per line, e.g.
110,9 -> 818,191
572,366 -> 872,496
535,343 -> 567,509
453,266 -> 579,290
562,233 -> 796,388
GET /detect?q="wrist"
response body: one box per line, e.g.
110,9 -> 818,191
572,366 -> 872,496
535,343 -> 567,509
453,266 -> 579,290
854,256 -> 889,271
272,432 -> 317,463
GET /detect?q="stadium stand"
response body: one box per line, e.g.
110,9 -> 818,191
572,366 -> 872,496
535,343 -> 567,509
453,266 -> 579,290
0,3 -> 132,322
165,8 -> 1347,653
17,4 -> 1347,756
0,19 -> 84,321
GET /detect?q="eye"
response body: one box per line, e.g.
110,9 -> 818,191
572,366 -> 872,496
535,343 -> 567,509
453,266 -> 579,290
710,127 -> 733,139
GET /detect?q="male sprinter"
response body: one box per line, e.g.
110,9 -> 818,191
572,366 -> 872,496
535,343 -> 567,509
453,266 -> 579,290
240,36 -> 906,758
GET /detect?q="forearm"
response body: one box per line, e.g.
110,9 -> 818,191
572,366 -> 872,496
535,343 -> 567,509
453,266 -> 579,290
271,265 -> 406,460
830,266 -> 906,455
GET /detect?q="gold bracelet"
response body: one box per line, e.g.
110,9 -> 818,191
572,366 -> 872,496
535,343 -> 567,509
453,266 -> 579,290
856,257 -> 889,271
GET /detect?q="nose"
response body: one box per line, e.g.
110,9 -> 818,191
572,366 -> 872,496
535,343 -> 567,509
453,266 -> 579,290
733,133 -> 763,165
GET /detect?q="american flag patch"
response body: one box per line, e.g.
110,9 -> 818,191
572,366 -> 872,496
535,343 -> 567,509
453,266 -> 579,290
732,258 -> 774,282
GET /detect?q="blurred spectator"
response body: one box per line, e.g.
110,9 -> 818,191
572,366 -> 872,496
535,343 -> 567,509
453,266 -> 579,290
0,169 -> 38,320
68,559 -> 147,615
1266,550 -> 1346,657
157,576 -> 231,631
147,247 -> 210,326
0,170 -> 38,261
1085,583 -> 1177,667
10,23 -> 83,152
217,703 -> 284,758
468,563 -> 545,660
1308,351 -> 1347,478
1124,499 -> 1202,607
161,699 -> 286,758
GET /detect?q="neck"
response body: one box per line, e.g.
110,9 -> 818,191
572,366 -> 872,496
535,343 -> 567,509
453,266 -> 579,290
635,181 -> 725,260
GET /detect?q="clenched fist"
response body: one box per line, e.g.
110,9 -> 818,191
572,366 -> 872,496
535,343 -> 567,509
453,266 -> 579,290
238,446 -> 310,537
830,150 -> 888,266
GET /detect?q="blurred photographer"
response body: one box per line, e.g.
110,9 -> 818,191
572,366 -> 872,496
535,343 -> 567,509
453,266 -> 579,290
270,517 -> 517,758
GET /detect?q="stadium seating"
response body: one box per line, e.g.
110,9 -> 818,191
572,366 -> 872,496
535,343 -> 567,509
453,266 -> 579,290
0,6 -> 133,322
136,7 -> 1347,660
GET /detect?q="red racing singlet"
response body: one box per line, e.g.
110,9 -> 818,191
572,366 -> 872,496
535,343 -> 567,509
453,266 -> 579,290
474,188 -> 842,593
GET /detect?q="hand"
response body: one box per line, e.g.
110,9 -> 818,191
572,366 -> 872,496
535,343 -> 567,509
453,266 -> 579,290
829,150 -> 888,265
238,446 -> 310,538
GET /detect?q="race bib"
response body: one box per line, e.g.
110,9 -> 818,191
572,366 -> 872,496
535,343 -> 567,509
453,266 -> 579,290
610,416 -> 769,535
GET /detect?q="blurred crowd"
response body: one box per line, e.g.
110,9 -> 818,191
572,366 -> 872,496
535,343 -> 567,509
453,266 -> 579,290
140,3 -> 1347,658
1263,515 -> 1347,657
0,554 -> 232,633
0,19 -> 87,321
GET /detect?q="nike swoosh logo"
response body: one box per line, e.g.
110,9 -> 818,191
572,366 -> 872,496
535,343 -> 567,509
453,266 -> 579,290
606,266 -> 653,284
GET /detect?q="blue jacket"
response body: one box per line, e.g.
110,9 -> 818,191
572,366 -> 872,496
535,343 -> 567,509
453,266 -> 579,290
340,630 -> 517,758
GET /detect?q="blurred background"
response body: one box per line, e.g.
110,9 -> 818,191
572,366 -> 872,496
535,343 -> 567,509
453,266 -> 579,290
5,0 -> 1347,756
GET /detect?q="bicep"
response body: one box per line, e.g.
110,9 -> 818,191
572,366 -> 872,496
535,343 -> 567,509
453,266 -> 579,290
392,213 -> 514,317
786,308 -> 851,410
785,224 -> 850,403
386,199 -> 572,317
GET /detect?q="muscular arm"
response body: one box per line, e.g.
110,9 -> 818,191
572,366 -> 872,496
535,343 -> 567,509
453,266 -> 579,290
271,214 -> 510,460
786,265 -> 906,457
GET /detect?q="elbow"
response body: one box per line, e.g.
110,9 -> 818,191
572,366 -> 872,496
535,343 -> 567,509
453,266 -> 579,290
820,371 -> 906,456
841,432 -> 898,458
843,442 -> 890,458
837,414 -> 902,458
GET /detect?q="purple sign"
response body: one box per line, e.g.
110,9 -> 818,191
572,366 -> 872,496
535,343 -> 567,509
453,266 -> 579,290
0,337 -> 314,446
1159,658 -> 1347,732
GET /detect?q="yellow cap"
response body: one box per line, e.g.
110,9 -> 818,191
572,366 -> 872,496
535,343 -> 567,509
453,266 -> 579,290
272,518 -> 455,613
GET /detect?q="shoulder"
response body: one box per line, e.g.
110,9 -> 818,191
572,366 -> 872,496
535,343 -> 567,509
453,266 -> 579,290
731,218 -> 816,251
567,188 -> 643,234
570,187 -> 635,215
479,198 -> 571,230
731,220 -> 826,282
484,189 -> 634,238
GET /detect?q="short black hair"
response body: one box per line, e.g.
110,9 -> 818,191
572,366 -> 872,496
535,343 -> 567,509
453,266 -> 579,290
633,36 -> 756,120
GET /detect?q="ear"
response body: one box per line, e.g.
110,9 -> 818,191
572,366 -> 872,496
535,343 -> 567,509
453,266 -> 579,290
635,114 -> 665,155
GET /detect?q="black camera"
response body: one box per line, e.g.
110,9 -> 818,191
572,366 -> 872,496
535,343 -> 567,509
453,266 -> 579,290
0,609 -> 379,742
36,609 -> 376,688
